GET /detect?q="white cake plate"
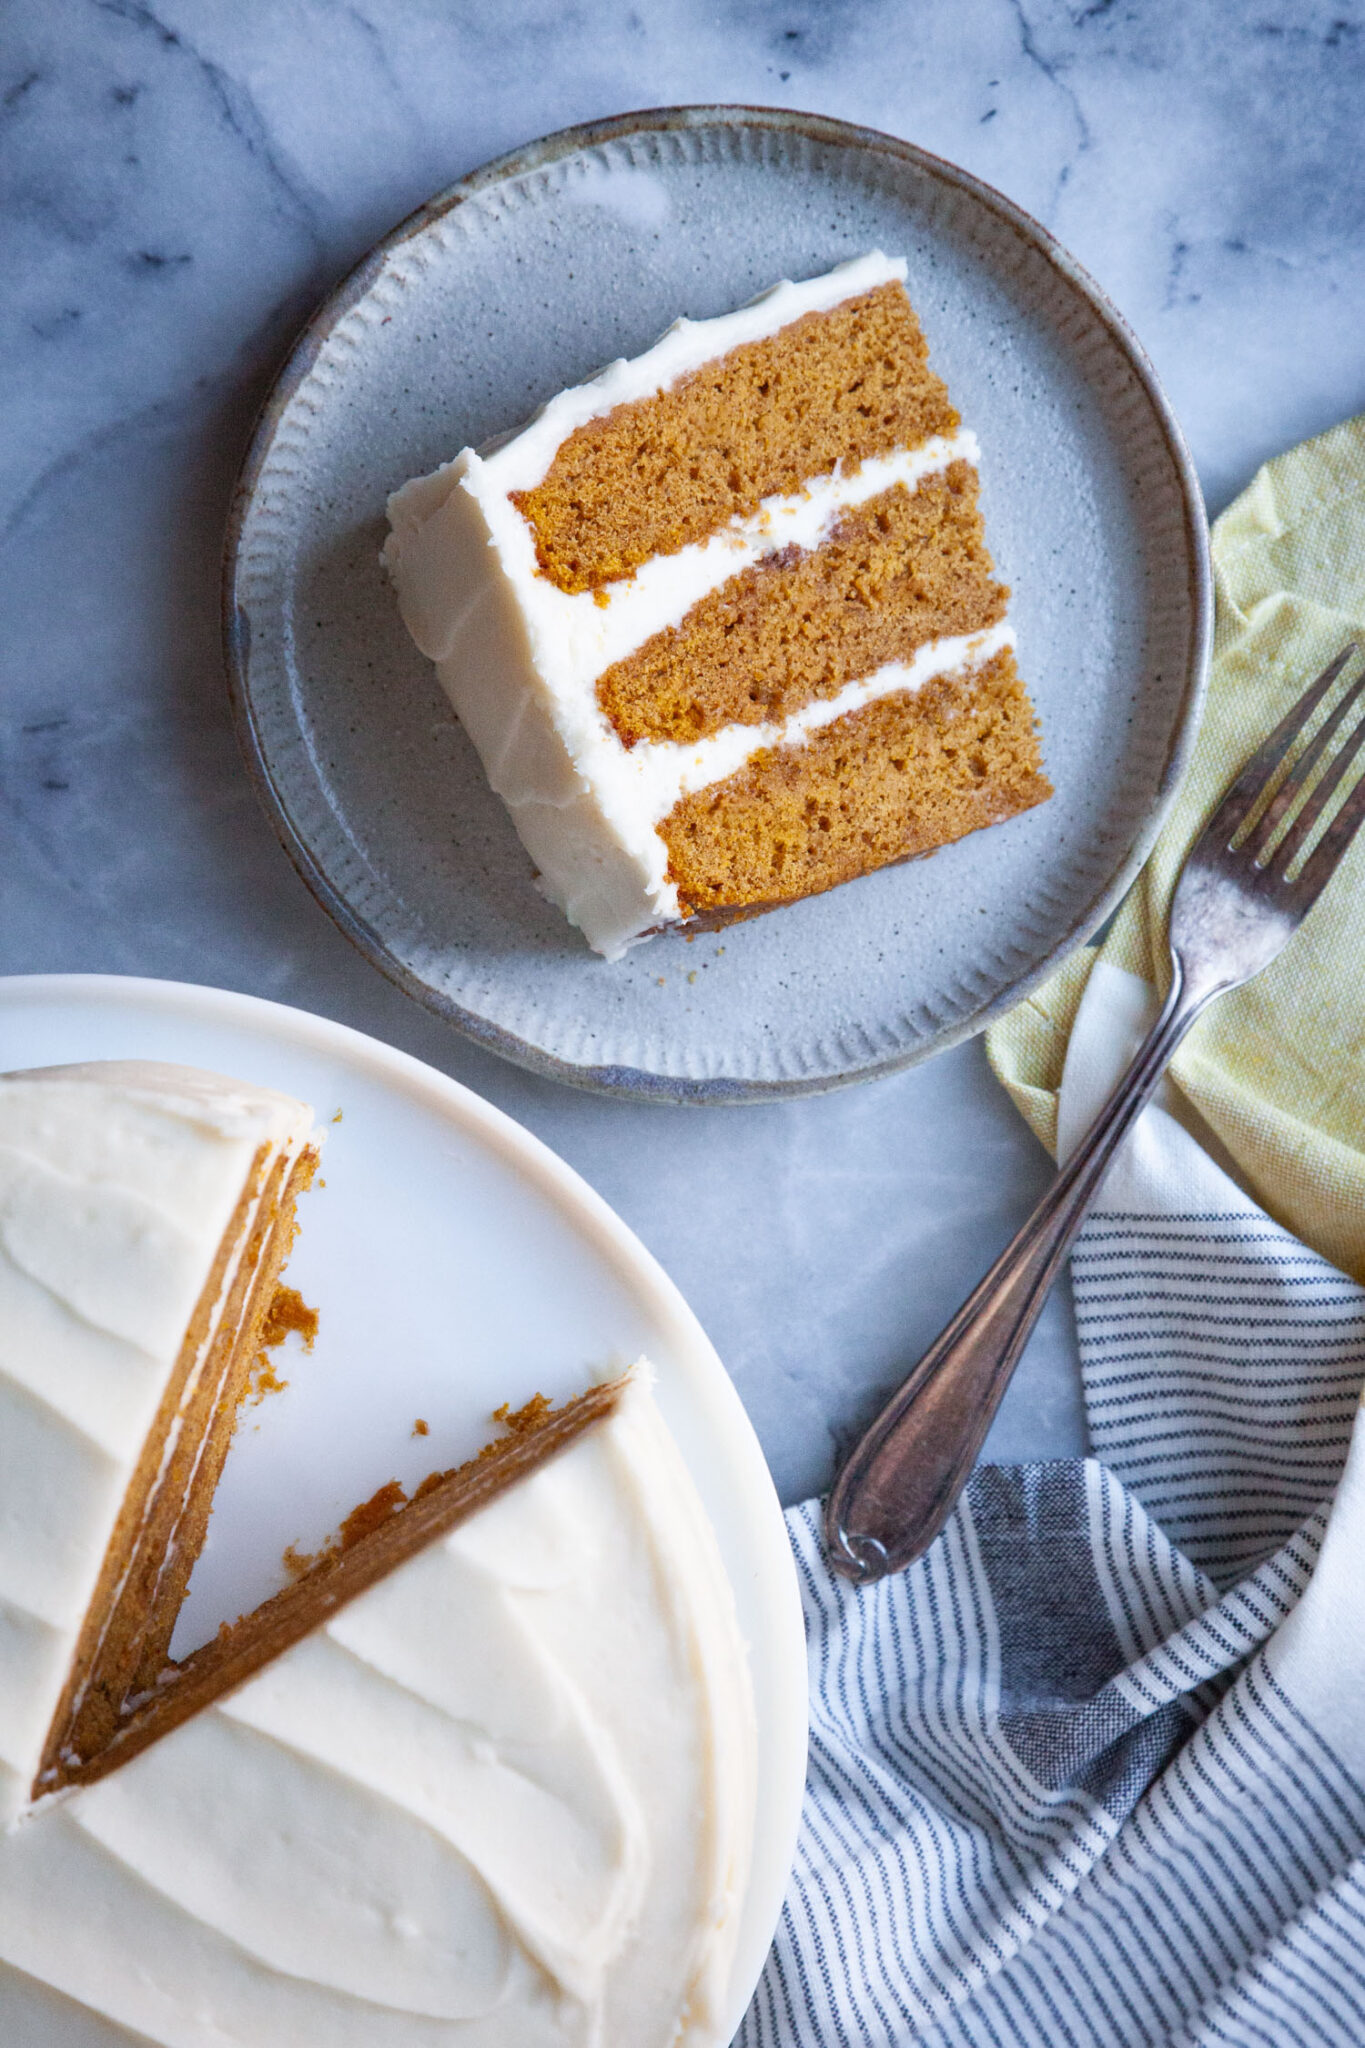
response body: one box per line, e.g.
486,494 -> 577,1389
226,105 -> 1210,1102
0,973 -> 807,2047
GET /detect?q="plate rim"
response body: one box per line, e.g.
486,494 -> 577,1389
223,101 -> 1213,1105
0,968 -> 809,2040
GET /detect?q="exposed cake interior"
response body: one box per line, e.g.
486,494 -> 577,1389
384,249 -> 1050,958
60,1377 -> 627,1790
0,1061 -> 318,1822
39,1145 -> 319,1787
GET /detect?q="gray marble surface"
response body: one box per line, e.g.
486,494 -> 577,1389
4,0 -> 1364,1505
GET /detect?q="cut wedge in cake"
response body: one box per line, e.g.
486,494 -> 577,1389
0,1062 -> 757,2043
0,1060 -> 319,1826
385,250 -> 1051,959
0,1366 -> 757,2048
55,1377 -> 626,1787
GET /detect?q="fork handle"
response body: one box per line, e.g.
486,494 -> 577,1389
824,954 -> 1216,1584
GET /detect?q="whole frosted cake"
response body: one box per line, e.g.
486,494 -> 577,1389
0,1060 -> 757,2045
385,251 -> 1050,958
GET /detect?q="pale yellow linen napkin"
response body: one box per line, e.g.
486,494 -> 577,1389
986,414 -> 1365,1281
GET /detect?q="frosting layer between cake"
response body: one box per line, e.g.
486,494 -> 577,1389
0,1370 -> 757,2048
0,1061 -> 315,1828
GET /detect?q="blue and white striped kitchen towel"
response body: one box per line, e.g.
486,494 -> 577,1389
744,959 -> 1365,2048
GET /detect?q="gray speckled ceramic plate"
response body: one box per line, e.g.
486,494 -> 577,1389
226,106 -> 1211,1104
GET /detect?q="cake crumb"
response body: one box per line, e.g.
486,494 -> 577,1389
284,1390 -> 567,1582
688,970 -> 698,984
245,1356 -> 290,1407
338,1480 -> 408,1551
656,976 -> 666,986
490,1392 -> 553,1438
331,1108 -> 343,1123
261,1285 -> 319,1353
244,1284 -> 319,1410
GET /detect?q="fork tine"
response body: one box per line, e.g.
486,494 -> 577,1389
1271,689 -> 1365,875
1285,725 -> 1365,904
1201,644 -> 1358,846
1245,660 -> 1365,861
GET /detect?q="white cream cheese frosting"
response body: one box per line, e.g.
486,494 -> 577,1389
385,251 -> 1013,960
0,1368 -> 758,2048
0,1060 -> 315,1831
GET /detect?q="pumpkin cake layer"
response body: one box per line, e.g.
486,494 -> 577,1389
661,647 -> 1050,915
511,281 -> 957,593
0,1061 -> 317,1828
596,463 -> 1006,747
384,249 -> 1049,958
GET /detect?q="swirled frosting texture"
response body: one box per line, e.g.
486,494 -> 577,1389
0,1061 -> 315,1829
0,1371 -> 757,2047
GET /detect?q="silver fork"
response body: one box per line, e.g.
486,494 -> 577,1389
826,645 -> 1365,1586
